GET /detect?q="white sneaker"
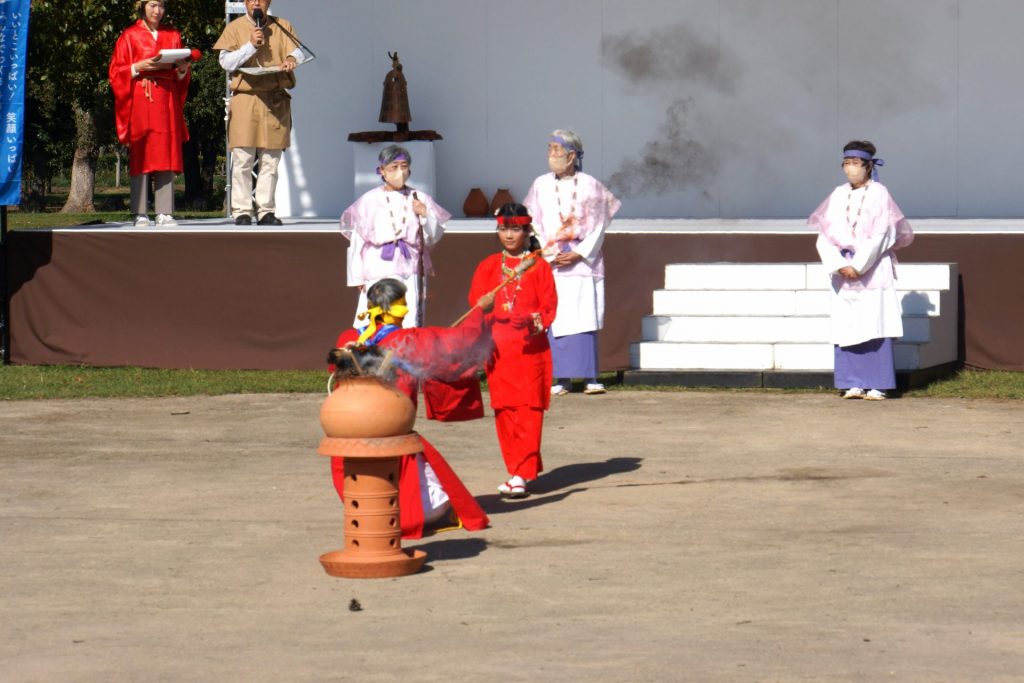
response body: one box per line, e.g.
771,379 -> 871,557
583,383 -> 606,395
134,215 -> 151,228
155,214 -> 178,227
550,384 -> 569,396
842,387 -> 865,399
864,389 -> 887,401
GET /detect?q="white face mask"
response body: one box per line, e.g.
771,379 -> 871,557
844,163 -> 868,186
382,168 -> 409,189
547,149 -> 575,176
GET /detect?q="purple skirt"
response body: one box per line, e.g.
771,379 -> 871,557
548,330 -> 599,380
834,337 -> 896,390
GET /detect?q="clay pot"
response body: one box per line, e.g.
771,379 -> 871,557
489,188 -> 514,215
463,188 -> 489,217
320,376 -> 416,439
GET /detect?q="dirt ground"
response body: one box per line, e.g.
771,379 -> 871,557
1,390 -> 1022,682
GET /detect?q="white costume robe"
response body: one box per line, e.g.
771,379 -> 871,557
340,185 -> 450,327
523,171 -> 621,337
810,182 -> 914,348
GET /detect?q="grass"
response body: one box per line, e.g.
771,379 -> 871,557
7,187 -> 224,230
0,365 -> 325,400
0,365 -> 1021,401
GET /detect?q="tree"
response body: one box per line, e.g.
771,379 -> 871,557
25,0 -> 225,213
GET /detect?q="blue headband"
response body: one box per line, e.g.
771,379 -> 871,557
550,135 -> 584,170
844,149 -> 884,181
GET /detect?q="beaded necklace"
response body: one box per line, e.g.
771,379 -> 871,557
500,250 -> 524,312
554,174 -> 578,234
845,183 -> 869,235
383,187 -> 410,244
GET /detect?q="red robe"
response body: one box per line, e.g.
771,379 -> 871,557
469,253 -> 557,479
109,21 -> 190,176
469,253 -> 557,409
329,309 -> 491,539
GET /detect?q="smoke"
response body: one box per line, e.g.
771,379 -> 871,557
602,23 -> 739,94
328,329 -> 493,385
606,98 -> 716,199
602,24 -> 736,198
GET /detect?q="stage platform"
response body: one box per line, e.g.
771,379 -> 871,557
6,218 -> 1024,373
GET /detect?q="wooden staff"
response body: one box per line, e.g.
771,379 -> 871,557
449,251 -> 541,327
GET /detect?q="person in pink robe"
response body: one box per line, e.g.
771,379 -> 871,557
109,1 -> 191,228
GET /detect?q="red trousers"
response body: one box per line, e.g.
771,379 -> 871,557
494,406 -> 544,480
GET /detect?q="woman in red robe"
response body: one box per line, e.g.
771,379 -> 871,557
469,203 -> 558,498
329,278 -> 493,539
109,1 -> 191,228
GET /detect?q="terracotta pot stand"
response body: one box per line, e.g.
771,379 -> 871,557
317,378 -> 426,579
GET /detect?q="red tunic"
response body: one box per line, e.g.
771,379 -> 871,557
109,21 -> 190,176
468,253 -> 558,410
329,309 -> 490,539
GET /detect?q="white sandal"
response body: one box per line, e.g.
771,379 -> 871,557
497,479 -> 528,498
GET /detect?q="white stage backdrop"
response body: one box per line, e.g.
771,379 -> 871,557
269,0 -> 1024,219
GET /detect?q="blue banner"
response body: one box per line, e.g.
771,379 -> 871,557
0,0 -> 30,206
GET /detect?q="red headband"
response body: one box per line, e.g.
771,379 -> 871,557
496,215 -> 532,226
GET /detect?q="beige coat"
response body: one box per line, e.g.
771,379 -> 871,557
214,15 -> 300,150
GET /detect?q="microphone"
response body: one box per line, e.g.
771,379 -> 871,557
252,8 -> 265,29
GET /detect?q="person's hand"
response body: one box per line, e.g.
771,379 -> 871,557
135,57 -> 171,72
838,265 -> 859,280
411,197 -> 427,217
280,56 -> 297,72
174,59 -> 190,75
476,293 -> 495,313
250,26 -> 265,48
553,250 -> 583,268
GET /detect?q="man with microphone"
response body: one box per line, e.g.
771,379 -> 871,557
214,0 -> 305,226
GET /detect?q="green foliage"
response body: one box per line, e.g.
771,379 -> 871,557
23,0 -> 228,204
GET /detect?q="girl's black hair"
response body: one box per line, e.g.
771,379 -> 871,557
495,202 -> 541,252
843,140 -> 877,170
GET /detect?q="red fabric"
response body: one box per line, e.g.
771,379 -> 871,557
330,436 -> 488,540
494,407 -> 544,479
468,253 -> 557,410
109,21 -> 190,175
328,310 -> 491,538
423,377 -> 484,421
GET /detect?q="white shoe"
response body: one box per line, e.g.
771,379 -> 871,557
550,384 -> 569,396
155,214 -> 178,227
842,387 -> 865,399
497,476 -> 528,498
583,383 -> 606,395
864,389 -> 887,401
134,215 -> 151,228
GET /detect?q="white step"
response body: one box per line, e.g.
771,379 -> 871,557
633,263 -> 959,374
632,340 -> 945,372
652,288 -> 947,317
642,315 -> 933,344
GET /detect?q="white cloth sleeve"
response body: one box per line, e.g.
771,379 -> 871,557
420,209 -> 443,248
218,42 -> 257,72
816,233 -> 849,274
573,219 -> 608,265
850,226 -> 896,276
346,231 -> 365,287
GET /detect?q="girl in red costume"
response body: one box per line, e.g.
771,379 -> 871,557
109,0 -> 191,228
469,203 -> 558,498
330,279 -> 492,539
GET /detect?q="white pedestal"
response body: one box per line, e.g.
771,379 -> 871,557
352,141 -> 437,199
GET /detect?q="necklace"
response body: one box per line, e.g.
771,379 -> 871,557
554,175 -> 578,237
845,184 -> 868,234
384,188 -> 409,244
500,251 -> 524,312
